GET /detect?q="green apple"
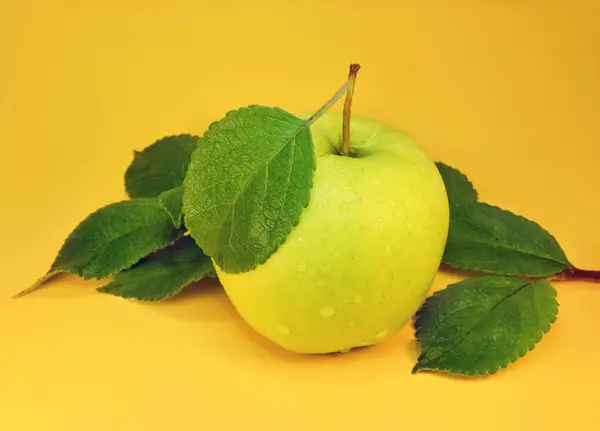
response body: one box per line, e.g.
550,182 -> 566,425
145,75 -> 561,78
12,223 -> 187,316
215,111 -> 449,354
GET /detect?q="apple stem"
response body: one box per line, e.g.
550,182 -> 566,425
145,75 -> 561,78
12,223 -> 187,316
342,64 -> 360,157
307,63 -> 362,132
550,267 -> 600,283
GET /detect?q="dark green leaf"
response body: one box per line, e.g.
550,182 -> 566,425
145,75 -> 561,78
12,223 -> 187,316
159,186 -> 184,228
444,202 -> 571,277
14,199 -> 183,297
436,161 -> 571,277
183,105 -> 316,273
97,236 -> 214,301
125,134 -> 198,198
435,162 -> 478,210
413,275 -> 558,376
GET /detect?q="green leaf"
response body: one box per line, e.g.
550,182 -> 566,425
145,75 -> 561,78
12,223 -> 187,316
435,162 -> 478,210
158,186 -> 184,228
436,161 -> 571,277
14,199 -> 184,297
97,236 -> 214,301
125,134 -> 198,198
413,275 -> 558,376
183,105 -> 316,273
444,202 -> 571,277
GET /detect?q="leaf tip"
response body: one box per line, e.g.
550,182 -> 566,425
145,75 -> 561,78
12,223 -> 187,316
12,271 -> 60,299
412,358 -> 434,374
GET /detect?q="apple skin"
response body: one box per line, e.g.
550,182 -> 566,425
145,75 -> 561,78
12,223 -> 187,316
215,111 -> 449,354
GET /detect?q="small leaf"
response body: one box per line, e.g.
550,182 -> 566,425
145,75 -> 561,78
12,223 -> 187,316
14,199 -> 183,297
125,134 -> 198,198
436,162 -> 478,209
183,105 -> 316,273
413,275 -> 558,376
444,202 -> 571,277
159,186 -> 184,228
97,236 -> 214,301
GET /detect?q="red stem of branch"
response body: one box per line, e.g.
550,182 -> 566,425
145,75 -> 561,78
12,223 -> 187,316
560,267 -> 600,283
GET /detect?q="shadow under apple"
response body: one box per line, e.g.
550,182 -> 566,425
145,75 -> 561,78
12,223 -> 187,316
142,277 -> 424,367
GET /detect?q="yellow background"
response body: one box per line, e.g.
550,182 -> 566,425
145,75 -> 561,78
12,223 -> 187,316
2,1 -> 599,430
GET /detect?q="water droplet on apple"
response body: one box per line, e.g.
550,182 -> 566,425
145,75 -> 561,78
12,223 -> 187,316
296,262 -> 306,272
412,188 -> 417,195
376,329 -> 388,339
349,321 -> 355,327
339,347 -> 351,354
298,236 -> 303,242
384,244 -> 391,254
354,295 -> 363,303
320,306 -> 335,318
277,325 -> 290,336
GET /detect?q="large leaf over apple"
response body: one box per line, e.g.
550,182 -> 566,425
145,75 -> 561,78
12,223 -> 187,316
182,105 -> 316,273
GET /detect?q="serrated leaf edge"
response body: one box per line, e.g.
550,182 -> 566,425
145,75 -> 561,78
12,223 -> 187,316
412,278 -> 559,377
96,280 -> 187,302
96,259 -> 213,302
445,202 -> 572,277
187,105 -> 316,274
435,161 -> 479,202
198,105 -> 299,140
158,187 -> 184,229
77,230 -> 183,280
51,199 -> 183,279
13,199 -> 184,298
125,134 -> 199,199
